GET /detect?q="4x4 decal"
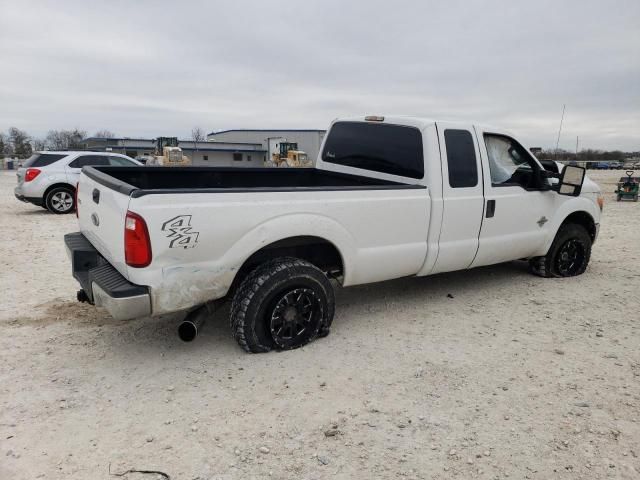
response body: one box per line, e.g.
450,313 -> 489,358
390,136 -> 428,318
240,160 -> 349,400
161,215 -> 199,249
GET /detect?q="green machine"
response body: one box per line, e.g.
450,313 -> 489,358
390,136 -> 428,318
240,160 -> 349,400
615,170 -> 639,202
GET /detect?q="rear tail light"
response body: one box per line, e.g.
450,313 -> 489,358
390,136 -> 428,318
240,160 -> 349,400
24,168 -> 41,182
125,211 -> 152,267
75,182 -> 79,218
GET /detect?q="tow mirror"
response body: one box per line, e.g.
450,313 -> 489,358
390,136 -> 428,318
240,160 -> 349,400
556,165 -> 586,196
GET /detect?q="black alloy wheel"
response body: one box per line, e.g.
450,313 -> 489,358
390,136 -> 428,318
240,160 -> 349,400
555,238 -> 586,276
268,287 -> 323,349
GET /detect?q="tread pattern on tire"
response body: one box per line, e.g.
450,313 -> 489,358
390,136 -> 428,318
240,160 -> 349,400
529,255 -> 551,277
230,257 -> 333,353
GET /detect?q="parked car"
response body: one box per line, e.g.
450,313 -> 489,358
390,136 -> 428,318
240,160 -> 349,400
608,161 -> 623,169
592,162 -> 610,170
65,116 -> 603,352
14,151 -> 141,214
135,155 -> 153,165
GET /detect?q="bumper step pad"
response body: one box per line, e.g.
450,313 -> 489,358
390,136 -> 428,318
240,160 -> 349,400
64,232 -> 148,303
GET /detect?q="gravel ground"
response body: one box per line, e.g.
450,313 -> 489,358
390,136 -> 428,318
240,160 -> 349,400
0,169 -> 639,480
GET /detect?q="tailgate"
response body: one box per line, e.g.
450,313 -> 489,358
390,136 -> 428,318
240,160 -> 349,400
77,171 -> 132,277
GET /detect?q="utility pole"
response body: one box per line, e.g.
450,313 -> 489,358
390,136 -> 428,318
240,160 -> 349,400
555,104 -> 566,159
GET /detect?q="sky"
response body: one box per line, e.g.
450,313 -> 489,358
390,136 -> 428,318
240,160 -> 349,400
1,0 -> 638,151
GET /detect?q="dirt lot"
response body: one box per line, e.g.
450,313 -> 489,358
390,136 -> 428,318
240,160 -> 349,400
0,169 -> 639,480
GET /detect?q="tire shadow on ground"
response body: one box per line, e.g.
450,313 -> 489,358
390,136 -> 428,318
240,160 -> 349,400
13,208 -> 52,216
4,261 -> 537,355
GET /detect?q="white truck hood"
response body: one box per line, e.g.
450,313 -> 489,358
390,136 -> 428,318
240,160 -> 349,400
581,175 -> 601,194
554,162 -> 600,194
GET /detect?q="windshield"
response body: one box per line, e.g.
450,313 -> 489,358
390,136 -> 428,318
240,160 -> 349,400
322,121 -> 424,179
22,153 -> 66,168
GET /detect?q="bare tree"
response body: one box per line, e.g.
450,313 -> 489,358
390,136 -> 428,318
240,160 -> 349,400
67,129 -> 87,149
94,129 -> 115,138
46,129 -> 87,150
31,137 -> 46,151
0,132 -> 7,156
8,127 -> 32,158
191,126 -> 205,152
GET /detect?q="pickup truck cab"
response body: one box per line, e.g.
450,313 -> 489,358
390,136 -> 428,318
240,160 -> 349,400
65,116 -> 603,352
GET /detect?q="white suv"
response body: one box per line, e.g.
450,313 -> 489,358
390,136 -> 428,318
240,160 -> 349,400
14,151 -> 141,214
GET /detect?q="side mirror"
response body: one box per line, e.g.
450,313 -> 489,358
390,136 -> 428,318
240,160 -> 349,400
556,165 -> 585,196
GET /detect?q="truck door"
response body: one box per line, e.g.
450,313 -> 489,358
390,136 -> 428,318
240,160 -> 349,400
430,123 -> 485,274
471,129 -> 556,267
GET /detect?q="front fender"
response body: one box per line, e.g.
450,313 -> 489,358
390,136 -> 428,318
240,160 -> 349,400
542,196 -> 599,252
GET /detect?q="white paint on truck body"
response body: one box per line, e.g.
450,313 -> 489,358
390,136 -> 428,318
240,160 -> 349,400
126,188 -> 430,313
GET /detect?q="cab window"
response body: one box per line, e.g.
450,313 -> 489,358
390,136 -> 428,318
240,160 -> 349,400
444,129 -> 478,188
484,134 -> 540,189
68,155 -> 109,168
322,121 -> 424,179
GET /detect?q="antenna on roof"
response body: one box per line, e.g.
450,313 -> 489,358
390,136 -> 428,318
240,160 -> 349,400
554,104 -> 566,158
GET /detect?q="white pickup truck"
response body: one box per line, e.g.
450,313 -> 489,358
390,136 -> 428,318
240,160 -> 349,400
65,116 -> 603,352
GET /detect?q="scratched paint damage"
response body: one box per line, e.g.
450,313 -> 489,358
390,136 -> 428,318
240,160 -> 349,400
153,265 -> 236,314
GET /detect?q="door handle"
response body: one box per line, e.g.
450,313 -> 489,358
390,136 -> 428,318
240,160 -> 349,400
92,188 -> 100,204
486,199 -> 496,218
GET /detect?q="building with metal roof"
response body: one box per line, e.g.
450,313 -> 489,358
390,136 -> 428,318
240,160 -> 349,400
207,129 -> 326,162
82,137 -> 266,166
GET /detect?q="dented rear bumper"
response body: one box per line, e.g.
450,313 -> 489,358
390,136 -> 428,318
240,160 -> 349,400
64,232 -> 151,320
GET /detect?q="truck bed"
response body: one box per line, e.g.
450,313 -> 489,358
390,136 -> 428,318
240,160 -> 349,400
84,166 -> 420,196
77,164 -> 429,315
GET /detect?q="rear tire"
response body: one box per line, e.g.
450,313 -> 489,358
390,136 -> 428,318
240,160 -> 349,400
230,257 -> 335,353
530,224 -> 592,278
45,186 -> 75,214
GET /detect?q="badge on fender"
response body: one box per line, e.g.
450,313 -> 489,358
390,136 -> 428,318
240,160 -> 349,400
161,215 -> 199,249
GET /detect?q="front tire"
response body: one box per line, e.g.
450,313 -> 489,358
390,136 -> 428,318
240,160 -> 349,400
45,186 -> 75,214
530,223 -> 592,278
230,257 -> 335,353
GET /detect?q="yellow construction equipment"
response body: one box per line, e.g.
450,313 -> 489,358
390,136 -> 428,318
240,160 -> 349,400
146,137 -> 191,166
270,142 -> 311,167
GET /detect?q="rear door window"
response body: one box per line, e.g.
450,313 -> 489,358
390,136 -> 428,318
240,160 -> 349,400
444,129 -> 478,188
68,155 -> 110,168
322,121 -> 424,179
23,153 -> 66,168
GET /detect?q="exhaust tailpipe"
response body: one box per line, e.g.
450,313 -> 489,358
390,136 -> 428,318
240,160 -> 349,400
178,304 -> 212,342
77,289 -> 90,303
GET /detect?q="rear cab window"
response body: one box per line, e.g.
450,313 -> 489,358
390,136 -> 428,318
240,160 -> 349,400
321,121 -> 424,179
23,153 -> 66,168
